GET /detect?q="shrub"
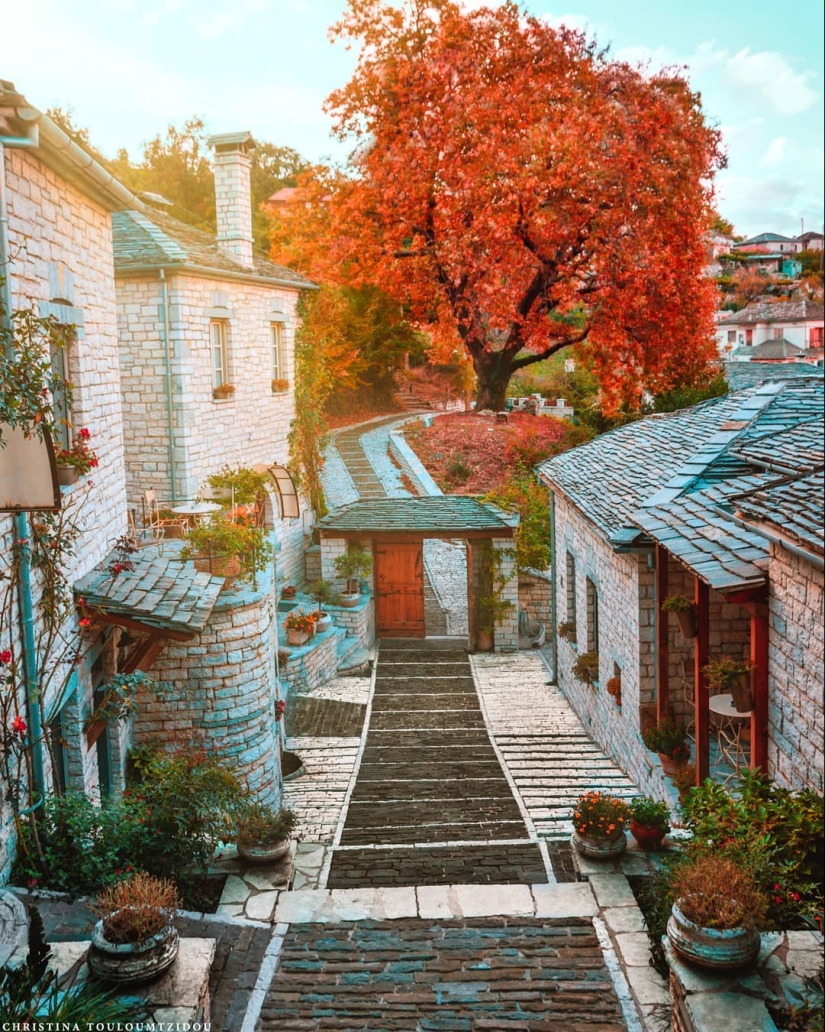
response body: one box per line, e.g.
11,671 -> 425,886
180,516 -> 272,580
206,465 -> 269,505
484,470 -> 551,571
671,763 -> 697,798
630,797 -> 671,833
94,872 -> 179,945
572,791 -> 630,840
571,651 -> 600,685
445,453 -> 472,484
284,609 -> 317,634
235,803 -> 298,848
557,620 -> 576,642
674,856 -> 768,930
704,656 -> 752,692
661,594 -> 693,613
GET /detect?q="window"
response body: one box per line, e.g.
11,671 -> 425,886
566,552 -> 577,626
746,329 -> 754,346
810,327 -> 824,347
50,338 -> 71,452
271,324 -> 287,389
586,577 -> 599,657
47,707 -> 68,795
210,321 -> 229,389
727,330 -> 736,344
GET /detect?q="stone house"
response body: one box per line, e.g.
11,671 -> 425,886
0,86 -> 136,877
717,300 -> 824,357
112,130 -> 316,587
537,379 -> 824,800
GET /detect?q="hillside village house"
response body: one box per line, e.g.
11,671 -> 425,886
717,300 -> 824,358
538,379 -> 824,802
1,85 -> 313,879
0,84 -> 134,878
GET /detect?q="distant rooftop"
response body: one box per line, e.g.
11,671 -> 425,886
718,301 -> 824,326
318,497 -> 518,536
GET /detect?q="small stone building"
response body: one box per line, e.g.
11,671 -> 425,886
112,131 -> 316,585
538,379 -> 824,798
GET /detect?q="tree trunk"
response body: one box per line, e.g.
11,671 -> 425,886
472,351 -> 512,411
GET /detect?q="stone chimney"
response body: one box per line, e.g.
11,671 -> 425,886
208,131 -> 254,268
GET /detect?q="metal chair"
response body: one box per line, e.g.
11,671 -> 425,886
142,489 -> 186,539
127,510 -> 165,553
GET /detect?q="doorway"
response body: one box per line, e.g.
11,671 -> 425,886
374,541 -> 425,637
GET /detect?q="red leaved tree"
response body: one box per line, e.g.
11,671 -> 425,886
323,0 -> 725,412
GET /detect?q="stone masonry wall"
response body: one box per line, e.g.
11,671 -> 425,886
519,569 -> 553,632
553,493 -> 669,799
767,544 -> 824,792
134,584 -> 281,806
1,148 -> 130,878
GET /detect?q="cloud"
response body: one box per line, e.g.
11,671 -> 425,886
724,48 -> 818,115
761,136 -> 789,167
716,172 -> 823,237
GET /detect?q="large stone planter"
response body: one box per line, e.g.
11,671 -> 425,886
88,918 -> 179,987
571,829 -> 627,859
667,901 -> 760,970
237,838 -> 291,864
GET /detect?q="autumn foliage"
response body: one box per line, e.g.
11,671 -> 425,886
316,0 -> 724,412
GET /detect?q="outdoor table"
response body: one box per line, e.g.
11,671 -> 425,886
709,692 -> 752,779
171,501 -> 223,529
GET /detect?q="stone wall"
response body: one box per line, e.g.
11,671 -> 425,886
519,568 -> 553,631
1,148 -> 130,878
552,492 -> 668,798
280,627 -> 343,698
767,544 -> 824,792
135,577 -> 281,806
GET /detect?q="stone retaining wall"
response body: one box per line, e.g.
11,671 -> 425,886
280,627 -> 342,698
519,568 -> 553,630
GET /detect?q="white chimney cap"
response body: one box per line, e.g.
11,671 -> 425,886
208,131 -> 253,151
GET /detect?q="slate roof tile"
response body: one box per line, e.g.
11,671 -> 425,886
318,496 -> 518,534
732,470 -> 825,555
731,418 -> 824,475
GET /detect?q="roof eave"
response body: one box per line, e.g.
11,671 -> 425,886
114,260 -> 318,291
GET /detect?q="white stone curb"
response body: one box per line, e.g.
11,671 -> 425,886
388,426 -> 443,497
593,915 -> 646,1032
239,921 -> 289,1032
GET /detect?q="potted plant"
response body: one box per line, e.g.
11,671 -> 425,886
271,378 -> 290,393
606,675 -> 621,706
212,383 -> 235,400
180,516 -> 272,584
88,872 -> 180,987
629,796 -> 671,851
333,548 -> 373,607
557,620 -> 577,643
667,855 -> 767,969
643,718 -> 691,774
280,585 -> 297,600
570,790 -> 631,859
475,594 -> 515,652
571,651 -> 600,685
284,609 -> 316,646
206,466 -> 269,507
235,802 -> 298,863
671,762 -> 697,803
55,428 -> 99,485
662,594 -> 696,638
306,579 -> 342,634
705,656 -> 753,712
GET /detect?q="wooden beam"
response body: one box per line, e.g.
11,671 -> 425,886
723,586 -> 768,606
750,606 -> 769,773
123,632 -> 167,673
694,577 -> 710,784
656,544 -> 670,724
92,611 -> 193,643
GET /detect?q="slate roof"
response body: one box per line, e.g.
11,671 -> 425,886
737,233 -> 796,246
537,388 -> 766,540
632,475 -> 776,591
112,208 -> 316,289
732,418 -> 824,475
731,339 -> 803,361
318,497 -> 518,535
733,470 -> 825,556
722,361 -> 823,392
75,550 -> 225,636
717,301 -> 824,326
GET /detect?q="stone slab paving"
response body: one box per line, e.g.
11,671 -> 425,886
327,845 -> 548,889
423,537 -> 470,637
259,915 -> 625,1031
282,735 -> 362,844
285,696 -> 367,738
471,653 -> 639,838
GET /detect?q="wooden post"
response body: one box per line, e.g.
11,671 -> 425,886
656,545 -> 670,724
694,577 -> 710,784
749,603 -> 769,772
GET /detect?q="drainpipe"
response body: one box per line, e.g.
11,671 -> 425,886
548,488 -> 558,683
0,135 -> 46,802
158,269 -> 178,503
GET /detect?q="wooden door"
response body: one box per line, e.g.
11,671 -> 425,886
375,542 -> 425,637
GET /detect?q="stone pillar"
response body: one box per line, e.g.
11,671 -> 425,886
320,536 -> 349,590
493,538 -> 519,653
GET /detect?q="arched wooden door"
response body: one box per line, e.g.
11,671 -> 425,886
374,541 -> 425,638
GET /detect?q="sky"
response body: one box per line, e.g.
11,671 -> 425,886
2,0 -> 823,239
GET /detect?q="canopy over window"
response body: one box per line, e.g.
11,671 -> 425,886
267,464 -> 300,519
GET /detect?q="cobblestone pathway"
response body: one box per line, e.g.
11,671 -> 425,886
286,696 -> 366,738
333,419 -> 400,501
327,642 -> 547,888
472,653 -> 638,838
259,917 -> 625,1031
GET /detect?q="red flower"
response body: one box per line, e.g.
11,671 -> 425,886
11,715 -> 27,735
276,700 -> 286,719
775,896 -> 782,905
77,598 -> 86,608
79,617 -> 92,628
0,650 -> 11,665
78,427 -> 91,439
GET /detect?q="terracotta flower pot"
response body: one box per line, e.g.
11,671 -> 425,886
475,629 -> 494,652
57,464 -> 79,486
286,628 -> 310,646
675,608 -> 697,639
667,902 -> 760,970
339,591 -> 361,608
629,819 -> 666,851
88,918 -> 179,987
571,829 -> 627,859
659,752 -> 689,775
237,838 -> 291,864
730,673 -> 753,713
